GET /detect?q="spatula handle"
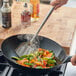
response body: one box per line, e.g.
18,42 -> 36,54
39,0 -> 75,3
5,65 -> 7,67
31,6 -> 55,42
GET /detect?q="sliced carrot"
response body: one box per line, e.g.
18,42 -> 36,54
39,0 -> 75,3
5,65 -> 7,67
43,50 -> 50,56
38,48 -> 43,51
23,64 -> 30,67
23,58 -> 29,62
34,57 -> 38,61
42,66 -> 50,69
45,50 -> 50,54
30,59 -> 35,63
43,60 -> 47,66
42,66 -> 46,68
43,49 -> 47,51
16,60 -> 25,66
48,64 -> 55,66
46,53 -> 53,57
43,51 -> 47,56
33,65 -> 37,68
16,58 -> 28,66
35,62 -> 42,66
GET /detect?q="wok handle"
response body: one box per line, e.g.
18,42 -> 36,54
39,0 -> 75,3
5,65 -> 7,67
63,56 -> 72,63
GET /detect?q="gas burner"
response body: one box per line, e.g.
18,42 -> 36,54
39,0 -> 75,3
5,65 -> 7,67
0,66 -> 63,76
0,51 -> 67,76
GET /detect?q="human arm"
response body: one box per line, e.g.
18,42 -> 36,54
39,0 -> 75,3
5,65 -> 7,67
50,0 -> 68,9
71,55 -> 76,66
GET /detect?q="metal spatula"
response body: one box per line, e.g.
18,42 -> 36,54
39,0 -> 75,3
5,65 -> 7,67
16,6 -> 55,56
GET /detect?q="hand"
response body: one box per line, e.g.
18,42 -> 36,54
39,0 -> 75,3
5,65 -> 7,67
50,0 -> 68,9
71,55 -> 76,66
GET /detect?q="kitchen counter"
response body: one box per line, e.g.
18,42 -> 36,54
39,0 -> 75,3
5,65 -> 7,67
0,2 -> 76,54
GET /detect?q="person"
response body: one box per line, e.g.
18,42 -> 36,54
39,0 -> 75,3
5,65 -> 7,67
51,0 -> 68,9
50,0 -> 76,66
71,55 -> 76,66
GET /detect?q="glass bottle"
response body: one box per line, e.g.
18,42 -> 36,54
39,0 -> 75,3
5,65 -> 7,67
21,3 -> 31,27
30,0 -> 40,22
1,0 -> 12,28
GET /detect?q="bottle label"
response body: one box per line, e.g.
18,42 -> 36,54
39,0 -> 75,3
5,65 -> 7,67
2,12 -> 11,28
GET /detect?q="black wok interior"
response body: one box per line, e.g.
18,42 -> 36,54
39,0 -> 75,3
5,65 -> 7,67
1,34 -> 66,61
1,34 -> 67,74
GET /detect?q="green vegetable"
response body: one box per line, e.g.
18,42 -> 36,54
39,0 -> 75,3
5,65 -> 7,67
49,66 -> 53,68
20,54 -> 34,60
20,55 -> 28,58
49,54 -> 54,59
28,54 -> 34,60
34,51 -> 40,57
28,54 -> 34,57
29,54 -> 35,57
11,57 -> 20,60
35,66 -> 42,69
37,57 -> 41,62
26,56 -> 30,60
29,57 -> 34,60
39,51 -> 44,55
49,50 -> 53,53
42,57 -> 50,60
24,62 -> 33,66
47,59 -> 56,64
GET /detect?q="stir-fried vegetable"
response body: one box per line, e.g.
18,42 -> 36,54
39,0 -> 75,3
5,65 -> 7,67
12,48 -> 57,69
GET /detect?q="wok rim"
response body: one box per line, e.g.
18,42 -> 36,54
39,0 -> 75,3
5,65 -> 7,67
1,34 -> 65,71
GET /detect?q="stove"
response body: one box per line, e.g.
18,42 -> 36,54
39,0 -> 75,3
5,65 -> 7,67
64,29 -> 76,76
0,51 -> 67,76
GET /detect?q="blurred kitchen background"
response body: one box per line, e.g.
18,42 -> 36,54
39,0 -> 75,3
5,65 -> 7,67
0,0 -> 76,24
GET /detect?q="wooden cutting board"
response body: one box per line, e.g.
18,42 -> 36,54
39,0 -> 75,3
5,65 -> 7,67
0,2 -> 76,54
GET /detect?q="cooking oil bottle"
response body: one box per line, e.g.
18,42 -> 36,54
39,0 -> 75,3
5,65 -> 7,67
30,0 -> 40,22
1,0 -> 12,28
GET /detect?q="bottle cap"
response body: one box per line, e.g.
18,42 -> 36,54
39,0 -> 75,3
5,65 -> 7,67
24,3 -> 27,7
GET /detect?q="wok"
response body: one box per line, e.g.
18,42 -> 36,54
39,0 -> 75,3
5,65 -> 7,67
1,34 -> 71,75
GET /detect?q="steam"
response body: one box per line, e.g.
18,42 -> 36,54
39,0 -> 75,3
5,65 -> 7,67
16,34 -> 42,56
